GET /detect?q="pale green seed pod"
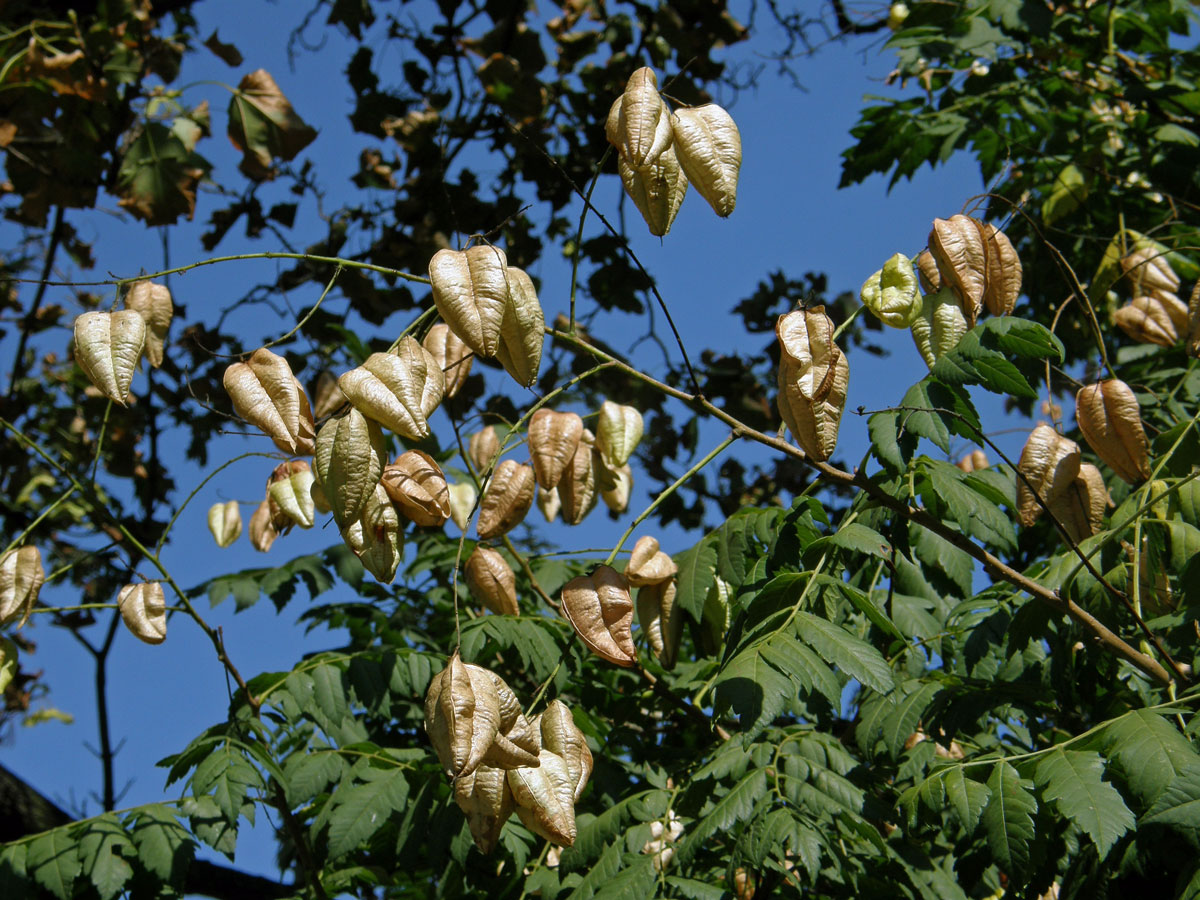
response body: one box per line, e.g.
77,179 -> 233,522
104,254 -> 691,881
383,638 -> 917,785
860,252 -> 922,328
910,288 -> 968,368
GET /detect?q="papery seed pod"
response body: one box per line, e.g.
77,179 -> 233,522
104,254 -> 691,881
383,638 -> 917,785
910,287 -> 969,368
1016,424 -> 1081,527
448,481 -> 478,531
559,436 -> 599,526
0,636 -> 17,694
619,146 -> 688,236
454,765 -> 515,855
117,582 -> 167,645
267,460 -> 316,529
1114,293 -> 1188,347
1075,379 -> 1151,484
697,576 -> 732,657
469,426 -> 502,475
1121,247 -> 1180,296
916,249 -> 942,294
495,267 -> 545,388
465,546 -> 519,616
670,104 -> 741,217
481,671 -> 541,769
860,252 -> 922,328
734,868 -> 757,900
508,750 -> 578,846
312,370 -> 346,420
122,281 -> 172,368
477,460 -> 535,540
537,484 -> 561,523
310,480 -> 331,514
596,401 -> 644,468
980,222 -> 1022,316
424,652 -> 502,780
528,410 -> 584,490
538,701 -> 592,802
1148,479 -> 1171,520
957,449 -> 989,473
625,536 -> 678,587
560,565 -> 636,666
928,215 -> 987,327
1051,463 -> 1110,544
74,310 -> 147,405
612,67 -> 672,170
337,337 -> 445,440
313,408 -> 387,530
341,485 -> 403,583
423,322 -> 474,398
776,307 -> 850,462
637,578 -> 682,669
223,348 -> 313,454
0,547 -> 43,627
600,461 -> 633,513
248,499 -> 281,552
207,500 -> 242,547
382,450 -> 451,527
1134,535 -> 1175,615
428,245 -> 510,358
1188,281 -> 1200,359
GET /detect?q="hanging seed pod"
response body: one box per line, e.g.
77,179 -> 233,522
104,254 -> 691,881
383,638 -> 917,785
342,485 -> 403,583
423,322 -> 474,398
980,222 -> 1022,317
775,308 -> 850,462
1114,293 -> 1188,347
956,449 -> 989,473
424,652 -> 502,780
382,450 -> 451,527
1133,535 -> 1175,615
1188,281 -> 1200,359
610,67 -> 672,170
313,407 -> 387,530
122,281 -> 173,369
267,460 -> 316,529
311,370 -> 346,420
528,410 -> 584,490
0,546 -> 43,627
637,578 -> 682,669
223,348 -> 314,454
74,310 -> 147,405
558,434 -> 599,526
481,671 -> 541,769
910,287 -> 969,368
468,426 -> 502,475
428,245 -> 510,358
465,546 -> 519,616
477,460 -> 535,540
454,765 -> 515,855
860,252 -> 922,328
600,461 -> 633,513
447,481 -> 478,531
538,700 -> 593,802
1050,463 -> 1110,544
537,484 -> 561,522
1121,247 -> 1180,296
248,498 -> 281,552
495,267 -> 545,388
207,500 -> 242,547
928,215 -> 987,327
916,250 -> 942,294
1075,379 -> 1151,484
1016,424 -> 1081,527
626,536 -> 678,587
0,636 -> 18,694
117,582 -> 167,645
698,576 -> 732,657
619,145 -> 688,236
338,337 -> 445,440
310,479 -> 331,514
670,104 -> 741,217
508,750 -> 578,846
596,401 -> 644,468
560,565 -> 636,666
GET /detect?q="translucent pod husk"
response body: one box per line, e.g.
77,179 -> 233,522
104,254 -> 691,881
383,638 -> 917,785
697,575 -> 732,657
956,450 -> 989,473
916,250 -> 942,294
0,636 -> 17,694
560,565 -> 636,666
313,407 -> 387,531
1075,379 -> 1152,484
980,222 -> 1022,317
537,484 -> 561,523
480,670 -> 541,770
477,460 -> 535,540
558,434 -> 599,526
207,500 -> 242,547
528,409 -> 584,491
424,652 -> 502,780
619,145 -> 687,236
538,700 -> 593,802
1114,293 -> 1188,347
670,104 -> 741,217
223,347 -> 314,455
928,215 -> 987,327
266,460 -> 316,529
428,245 -> 510,358
312,369 -> 346,420
341,484 -> 403,583
468,426 -> 501,476
74,310 -> 147,405
636,577 -> 682,670
775,307 -> 850,462
495,267 -> 544,388
454,765 -> 515,855
1050,463 -> 1110,545
0,546 -> 44,627
122,280 -> 173,368
447,481 -> 477,532
508,750 -> 578,846
1121,247 -> 1180,296
310,480 -> 331,514
465,546 -> 519,616
596,401 -> 644,468
599,461 -> 633,513
625,535 -> 678,587
1188,280 -> 1200,359
860,252 -> 922,328
382,449 -> 451,527
910,287 -> 969,368
337,337 -> 445,440
248,498 -> 281,552
117,582 -> 167,645
422,322 -> 474,399
610,67 -> 672,170
1016,424 -> 1081,527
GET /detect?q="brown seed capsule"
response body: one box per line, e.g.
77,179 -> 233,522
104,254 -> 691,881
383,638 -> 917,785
74,310 -> 147,405
980,222 -> 1022,317
916,249 -> 942,294
528,410 -> 584,490
1114,293 -> 1189,347
1016,424 -> 1081,527
422,322 -> 474,399
637,578 -> 682,669
558,436 -> 599,526
266,460 -> 317,529
495,267 -> 545,388
537,484 -> 561,523
311,370 -> 346,420
224,348 -> 315,455
1188,280 -> 1200,359
0,546 -> 44,627
508,750 -> 578,846
117,582 -> 167,645
928,215 -> 987,327
122,281 -> 173,369
381,449 -> 451,527
341,484 -> 403,583
776,307 -> 850,462
956,450 -> 989,473
609,67 -> 672,170
337,337 -> 445,440
625,536 -> 678,587
1050,463 -> 1110,544
454,765 -> 515,855
480,671 -> 541,770
248,498 -> 282,552
560,565 -> 636,666
596,401 -> 644,468
477,460 -> 535,540
619,146 -> 688,236
465,546 -> 519,616
428,245 -> 510,358
1075,379 -> 1151,484
538,700 -> 593,802
670,104 -> 741,217
1121,247 -> 1180,297
424,652 -> 502,780
313,408 -> 387,531
469,426 -> 502,475
207,501 -> 242,548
